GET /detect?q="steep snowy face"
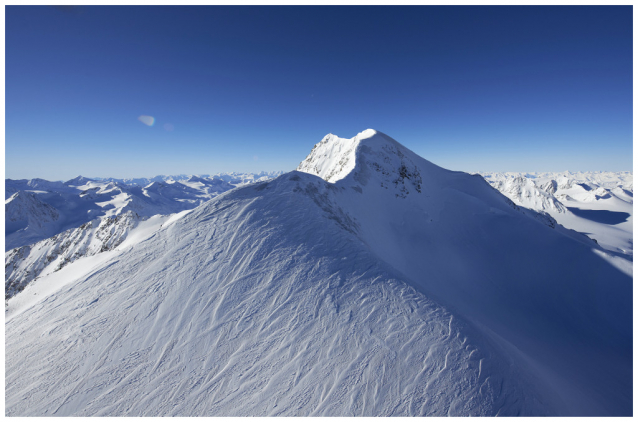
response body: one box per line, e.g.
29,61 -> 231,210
539,179 -> 558,195
5,211 -> 143,300
494,175 -> 566,213
5,192 -> 65,251
297,129 -> 432,198
5,192 -> 61,249
6,192 -> 60,228
296,131 -> 632,415
297,129 -> 373,182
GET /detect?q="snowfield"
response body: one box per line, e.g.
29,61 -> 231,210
5,130 -> 632,416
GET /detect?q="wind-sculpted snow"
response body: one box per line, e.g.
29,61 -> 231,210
299,130 -> 632,415
5,130 -> 632,416
5,173 -> 545,416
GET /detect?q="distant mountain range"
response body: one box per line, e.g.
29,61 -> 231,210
5,172 -> 284,251
90,171 -> 285,187
479,171 -> 632,258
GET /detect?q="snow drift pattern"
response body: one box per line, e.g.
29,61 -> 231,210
5,130 -> 632,416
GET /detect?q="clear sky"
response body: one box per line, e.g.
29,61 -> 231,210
5,5 -> 633,180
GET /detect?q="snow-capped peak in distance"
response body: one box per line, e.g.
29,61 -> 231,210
479,171 -> 633,257
5,191 -> 60,229
5,172 -> 285,251
185,175 -> 207,183
87,172 -> 286,187
64,175 -> 95,187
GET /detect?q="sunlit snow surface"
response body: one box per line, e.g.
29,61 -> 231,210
5,131 -> 632,416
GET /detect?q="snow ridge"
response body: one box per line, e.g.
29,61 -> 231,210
297,131 -> 361,182
5,131 -> 633,416
5,192 -> 61,249
5,211 -> 143,300
6,172 -> 548,416
6,191 -> 60,227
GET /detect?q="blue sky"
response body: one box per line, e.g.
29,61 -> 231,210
5,6 -> 633,180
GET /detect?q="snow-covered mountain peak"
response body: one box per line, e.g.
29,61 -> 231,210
6,191 -> 60,225
297,129 -> 435,201
296,129 -> 413,184
296,131 -> 362,183
5,133 -> 633,416
354,128 -> 379,140
144,181 -> 162,189
186,175 -> 206,184
64,175 -> 94,187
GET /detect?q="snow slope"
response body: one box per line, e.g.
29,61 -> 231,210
5,130 -> 632,416
6,211 -> 144,300
5,191 -> 61,250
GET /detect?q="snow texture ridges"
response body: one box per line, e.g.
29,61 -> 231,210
5,131 -> 633,416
